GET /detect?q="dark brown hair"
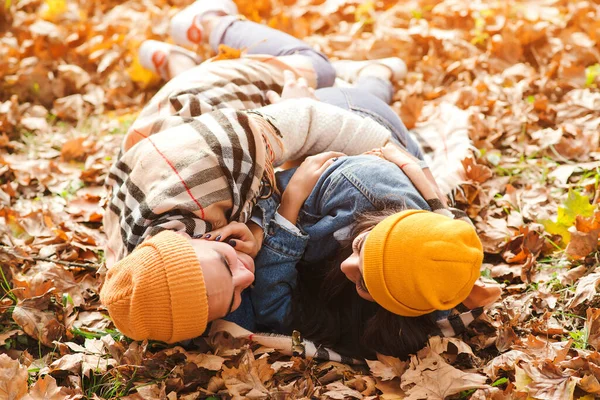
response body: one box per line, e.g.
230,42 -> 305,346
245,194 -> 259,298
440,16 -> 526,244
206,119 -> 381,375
291,209 -> 441,359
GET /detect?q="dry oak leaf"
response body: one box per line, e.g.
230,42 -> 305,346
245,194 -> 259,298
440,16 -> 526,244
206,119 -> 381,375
579,374 -> 600,395
566,229 -> 599,260
367,353 -> 408,381
23,374 -> 81,400
0,353 -> 28,400
49,352 -> 116,377
517,360 -> 577,400
323,381 -> 364,399
585,308 -> 600,352
221,351 -> 272,399
400,348 -> 488,399
12,295 -> 66,347
0,329 -> 21,346
567,271 -> 600,309
186,353 -> 225,371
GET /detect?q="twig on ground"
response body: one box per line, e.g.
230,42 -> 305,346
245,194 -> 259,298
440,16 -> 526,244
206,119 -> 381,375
0,245 -> 100,271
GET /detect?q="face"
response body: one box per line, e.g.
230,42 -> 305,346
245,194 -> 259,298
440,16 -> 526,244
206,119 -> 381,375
184,236 -> 255,321
340,229 -> 375,302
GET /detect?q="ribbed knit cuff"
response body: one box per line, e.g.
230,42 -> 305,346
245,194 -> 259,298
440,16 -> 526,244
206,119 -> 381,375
148,231 -> 209,343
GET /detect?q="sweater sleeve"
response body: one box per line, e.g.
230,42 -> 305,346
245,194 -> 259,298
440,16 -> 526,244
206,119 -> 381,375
251,98 -> 392,165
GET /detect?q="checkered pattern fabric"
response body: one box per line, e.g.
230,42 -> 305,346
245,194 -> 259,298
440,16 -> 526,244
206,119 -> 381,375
104,57 -> 395,267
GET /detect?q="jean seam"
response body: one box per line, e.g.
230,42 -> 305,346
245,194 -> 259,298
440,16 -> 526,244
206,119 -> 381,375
350,106 -> 408,147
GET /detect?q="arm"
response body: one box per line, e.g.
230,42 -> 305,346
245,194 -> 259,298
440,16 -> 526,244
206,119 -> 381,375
380,142 -> 448,207
252,152 -> 340,332
251,220 -> 309,333
249,98 -> 393,165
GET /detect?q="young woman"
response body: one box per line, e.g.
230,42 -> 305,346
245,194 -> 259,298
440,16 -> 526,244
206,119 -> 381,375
99,2 -> 415,345
157,2 -> 496,359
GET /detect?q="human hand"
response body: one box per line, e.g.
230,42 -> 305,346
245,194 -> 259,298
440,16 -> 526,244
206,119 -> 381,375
279,151 -> 344,224
266,70 -> 317,104
381,142 -> 448,206
364,147 -> 384,158
285,151 -> 345,203
203,221 -> 263,258
380,142 -> 420,168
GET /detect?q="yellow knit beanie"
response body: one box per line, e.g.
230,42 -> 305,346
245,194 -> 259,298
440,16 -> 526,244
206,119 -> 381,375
363,210 -> 483,317
100,230 -> 208,343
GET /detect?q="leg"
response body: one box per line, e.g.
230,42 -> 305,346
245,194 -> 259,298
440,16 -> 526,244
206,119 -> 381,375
315,87 -> 425,160
208,16 -> 335,88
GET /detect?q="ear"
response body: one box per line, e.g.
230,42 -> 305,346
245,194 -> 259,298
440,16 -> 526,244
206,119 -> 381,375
462,280 -> 502,309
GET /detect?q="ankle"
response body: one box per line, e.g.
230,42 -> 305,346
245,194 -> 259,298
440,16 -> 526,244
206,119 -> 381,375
200,13 -> 227,40
358,64 -> 393,81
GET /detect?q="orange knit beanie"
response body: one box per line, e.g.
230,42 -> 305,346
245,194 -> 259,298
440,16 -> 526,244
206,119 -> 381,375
362,210 -> 483,317
100,230 -> 208,343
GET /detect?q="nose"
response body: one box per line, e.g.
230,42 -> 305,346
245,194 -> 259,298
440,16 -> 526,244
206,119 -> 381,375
340,254 -> 357,274
234,263 -> 255,291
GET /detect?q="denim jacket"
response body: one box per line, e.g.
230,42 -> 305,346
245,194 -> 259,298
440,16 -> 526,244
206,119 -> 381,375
226,155 -> 431,331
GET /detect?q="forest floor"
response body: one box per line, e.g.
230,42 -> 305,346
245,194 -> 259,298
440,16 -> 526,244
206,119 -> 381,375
1,0 -> 600,399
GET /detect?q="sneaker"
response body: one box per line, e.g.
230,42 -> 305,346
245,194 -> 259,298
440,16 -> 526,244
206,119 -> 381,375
139,40 -> 202,80
332,57 -> 407,83
170,0 -> 238,47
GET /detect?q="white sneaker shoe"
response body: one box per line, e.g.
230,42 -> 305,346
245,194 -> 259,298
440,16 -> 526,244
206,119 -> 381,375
332,57 -> 408,83
139,40 -> 202,80
170,0 -> 238,47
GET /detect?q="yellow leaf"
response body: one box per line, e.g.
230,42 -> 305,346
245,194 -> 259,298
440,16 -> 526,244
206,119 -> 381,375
542,190 -> 595,244
515,366 -> 536,400
40,0 -> 67,22
126,55 -> 160,89
213,44 -> 243,61
355,1 -> 375,25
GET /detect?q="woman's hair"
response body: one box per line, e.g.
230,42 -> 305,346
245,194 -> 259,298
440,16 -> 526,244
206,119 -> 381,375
291,209 -> 442,359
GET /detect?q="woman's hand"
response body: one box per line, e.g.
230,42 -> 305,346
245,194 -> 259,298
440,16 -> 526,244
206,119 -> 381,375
279,151 -> 344,225
380,142 -> 420,167
203,221 -> 264,258
267,70 -> 318,104
380,142 -> 447,207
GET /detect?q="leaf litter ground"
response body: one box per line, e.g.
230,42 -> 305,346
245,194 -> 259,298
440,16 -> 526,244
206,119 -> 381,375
1,0 -> 600,399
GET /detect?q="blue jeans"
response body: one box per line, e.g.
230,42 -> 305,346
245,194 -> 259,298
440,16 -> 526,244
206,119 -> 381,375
210,17 -> 423,159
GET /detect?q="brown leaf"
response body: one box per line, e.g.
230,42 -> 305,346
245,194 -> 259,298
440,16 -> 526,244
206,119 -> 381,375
49,352 -> 116,377
367,353 -> 407,381
579,374 -> 600,394
12,295 -> 65,347
400,348 -> 488,399
221,351 -> 271,398
518,361 -> 577,400
0,353 -> 28,400
586,308 -> 600,351
568,272 -> 600,309
186,353 -> 225,371
566,229 -> 599,260
23,374 -> 81,400
323,381 -> 363,399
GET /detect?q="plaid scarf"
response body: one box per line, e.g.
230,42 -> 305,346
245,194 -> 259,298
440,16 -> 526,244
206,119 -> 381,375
104,58 -> 286,266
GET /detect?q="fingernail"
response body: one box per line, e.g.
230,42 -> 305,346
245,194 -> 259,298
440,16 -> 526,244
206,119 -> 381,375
228,239 -> 236,248
215,235 -> 222,241
204,234 -> 211,239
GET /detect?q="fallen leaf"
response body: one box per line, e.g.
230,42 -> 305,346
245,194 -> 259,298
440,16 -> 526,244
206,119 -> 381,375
23,374 -> 80,400
568,272 -> 600,309
0,353 -> 28,400
400,348 -> 488,399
